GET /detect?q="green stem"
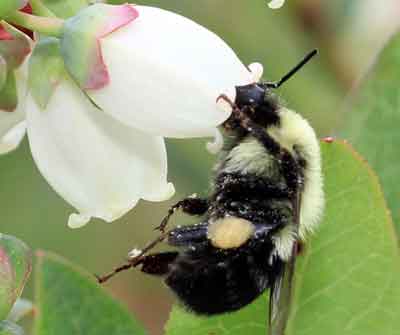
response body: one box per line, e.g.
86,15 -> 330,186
30,0 -> 57,18
5,10 -> 64,37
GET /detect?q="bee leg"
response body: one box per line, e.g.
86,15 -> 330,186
216,93 -> 236,109
215,95 -> 284,156
96,224 -> 209,283
235,112 -> 301,193
96,250 -> 177,283
95,262 -> 134,284
155,196 -> 209,232
216,100 -> 301,197
139,252 -> 179,276
96,229 -> 172,283
167,222 -> 209,247
236,111 -> 282,155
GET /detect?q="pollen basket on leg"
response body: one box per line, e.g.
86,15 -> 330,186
207,217 -> 255,249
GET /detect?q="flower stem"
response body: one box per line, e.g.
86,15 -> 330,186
5,10 -> 64,37
30,0 -> 57,18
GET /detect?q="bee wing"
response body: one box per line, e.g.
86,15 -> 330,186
269,247 -> 296,335
269,190 -> 301,335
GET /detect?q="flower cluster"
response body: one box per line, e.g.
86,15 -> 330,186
0,2 -> 273,228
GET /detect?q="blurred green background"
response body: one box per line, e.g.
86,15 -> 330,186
2,0 -> 400,334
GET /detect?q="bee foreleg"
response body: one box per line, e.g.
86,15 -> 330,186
237,112 -> 281,155
236,112 -> 301,193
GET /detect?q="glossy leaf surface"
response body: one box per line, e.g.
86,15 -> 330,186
34,251 -> 147,335
342,33 -> 400,227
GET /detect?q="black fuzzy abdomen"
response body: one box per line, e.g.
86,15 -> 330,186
165,241 -> 282,315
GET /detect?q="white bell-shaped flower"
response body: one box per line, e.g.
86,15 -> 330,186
2,4 -> 262,228
26,78 -> 174,228
61,5 -> 254,138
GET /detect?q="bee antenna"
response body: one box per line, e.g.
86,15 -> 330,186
263,49 -> 318,89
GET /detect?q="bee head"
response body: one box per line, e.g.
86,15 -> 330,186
227,50 -> 318,130
235,84 -> 266,109
234,83 -> 280,127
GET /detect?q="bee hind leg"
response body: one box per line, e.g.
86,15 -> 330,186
139,223 -> 210,277
139,252 -> 179,276
167,222 -> 209,247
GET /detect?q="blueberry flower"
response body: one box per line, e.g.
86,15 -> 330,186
2,4 -> 260,228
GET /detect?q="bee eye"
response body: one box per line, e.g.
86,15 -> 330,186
235,84 -> 265,108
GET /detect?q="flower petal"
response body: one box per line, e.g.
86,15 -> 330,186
268,0 -> 285,9
89,5 -> 253,138
26,78 -> 174,227
248,62 -> 264,82
60,4 -> 139,90
0,120 -> 26,154
0,62 -> 29,154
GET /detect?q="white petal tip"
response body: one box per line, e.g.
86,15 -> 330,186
0,121 -> 27,155
157,182 -> 176,201
248,63 -> 264,82
206,128 -> 224,154
268,0 -> 285,9
68,214 -> 91,229
165,183 -> 176,199
144,182 -> 175,202
95,198 -> 141,223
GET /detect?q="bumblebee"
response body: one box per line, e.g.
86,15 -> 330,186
98,50 -> 323,332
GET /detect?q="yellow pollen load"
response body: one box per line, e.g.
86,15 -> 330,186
208,217 -> 255,249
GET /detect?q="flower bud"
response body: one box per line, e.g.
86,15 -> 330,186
0,234 -> 31,321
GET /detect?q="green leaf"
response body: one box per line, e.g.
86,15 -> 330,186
165,141 -> 400,335
0,321 -> 24,335
34,251 -> 147,335
166,294 -> 268,335
286,141 -> 399,334
341,33 -> 400,228
0,234 -> 31,321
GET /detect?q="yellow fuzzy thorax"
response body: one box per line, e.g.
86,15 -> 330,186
222,108 -> 324,242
